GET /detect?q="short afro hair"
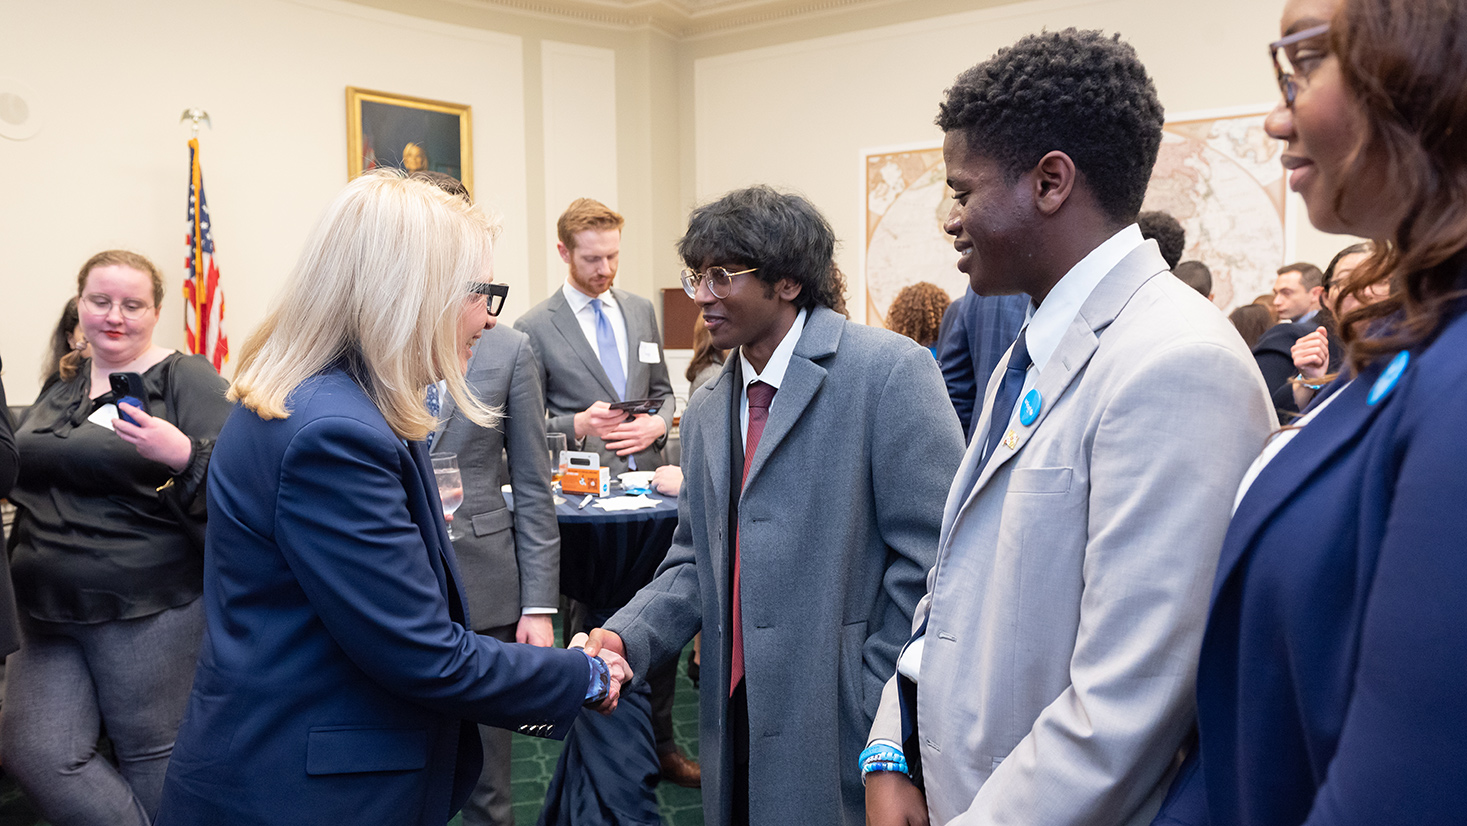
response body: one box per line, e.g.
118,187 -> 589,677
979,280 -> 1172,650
1138,210 -> 1186,268
937,29 -> 1165,225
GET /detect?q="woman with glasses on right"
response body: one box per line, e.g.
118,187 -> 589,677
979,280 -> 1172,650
1153,0 -> 1467,824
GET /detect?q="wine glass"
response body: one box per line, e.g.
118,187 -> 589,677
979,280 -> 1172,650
432,453 -> 464,540
546,432 -> 567,489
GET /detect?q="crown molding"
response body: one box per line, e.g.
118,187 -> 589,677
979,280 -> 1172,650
438,0 -> 907,37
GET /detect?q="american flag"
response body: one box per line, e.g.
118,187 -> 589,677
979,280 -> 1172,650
184,137 -> 228,370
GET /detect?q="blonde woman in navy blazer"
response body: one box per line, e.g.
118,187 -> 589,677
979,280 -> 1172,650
157,173 -> 629,825
1154,0 -> 1467,823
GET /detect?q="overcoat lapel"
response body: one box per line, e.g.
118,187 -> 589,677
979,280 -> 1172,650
740,308 -> 838,491
696,360 -> 738,605
956,245 -> 1165,514
1210,360 -> 1393,603
550,294 -> 621,401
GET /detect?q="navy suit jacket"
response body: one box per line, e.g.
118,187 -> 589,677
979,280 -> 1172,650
158,368 -> 589,826
935,288 -> 1027,440
1155,285 -> 1467,825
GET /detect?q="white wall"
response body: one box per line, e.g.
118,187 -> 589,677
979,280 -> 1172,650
0,0 -> 530,403
690,0 -> 1356,310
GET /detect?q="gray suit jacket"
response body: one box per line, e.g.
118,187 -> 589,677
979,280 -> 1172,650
430,325 -> 559,631
869,243 -> 1276,825
513,286 -> 674,474
606,306 -> 964,826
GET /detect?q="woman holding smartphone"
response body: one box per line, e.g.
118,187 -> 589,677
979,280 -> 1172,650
3,250 -> 231,825
1154,0 -> 1467,823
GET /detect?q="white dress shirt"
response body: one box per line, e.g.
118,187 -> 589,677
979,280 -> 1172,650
562,281 -> 629,376
737,309 -> 807,446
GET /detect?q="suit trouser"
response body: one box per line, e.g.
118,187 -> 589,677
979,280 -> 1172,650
462,623 -> 519,826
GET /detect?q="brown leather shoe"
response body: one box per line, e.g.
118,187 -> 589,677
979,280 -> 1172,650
658,746 -> 702,788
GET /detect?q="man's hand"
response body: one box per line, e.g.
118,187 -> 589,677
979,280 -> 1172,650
581,627 -> 626,660
516,614 -> 555,647
1291,326 -> 1331,379
574,401 -> 625,441
113,403 -> 193,473
865,771 -> 929,826
651,465 -> 684,496
604,414 -> 666,456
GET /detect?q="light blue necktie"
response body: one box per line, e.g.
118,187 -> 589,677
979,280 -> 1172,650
591,298 -> 627,401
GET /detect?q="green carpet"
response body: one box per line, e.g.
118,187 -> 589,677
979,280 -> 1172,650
0,639 -> 704,826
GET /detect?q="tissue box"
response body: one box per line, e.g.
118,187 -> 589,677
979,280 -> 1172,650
562,466 -> 609,496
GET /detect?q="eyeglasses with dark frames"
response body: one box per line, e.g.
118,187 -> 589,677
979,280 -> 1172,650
469,282 -> 509,316
1270,23 -> 1331,107
679,266 -> 758,300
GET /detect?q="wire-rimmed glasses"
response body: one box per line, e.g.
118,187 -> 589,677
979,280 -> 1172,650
679,266 -> 758,300
1270,23 -> 1331,107
80,293 -> 154,321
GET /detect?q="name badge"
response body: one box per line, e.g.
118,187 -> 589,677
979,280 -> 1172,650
638,341 -> 660,364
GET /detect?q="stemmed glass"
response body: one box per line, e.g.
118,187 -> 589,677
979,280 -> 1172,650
432,453 -> 464,540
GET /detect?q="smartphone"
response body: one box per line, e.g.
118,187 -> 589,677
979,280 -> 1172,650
608,398 -> 663,419
108,372 -> 147,425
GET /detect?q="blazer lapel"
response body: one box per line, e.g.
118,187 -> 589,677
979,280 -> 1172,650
550,295 -> 620,401
1210,364 -> 1391,603
406,438 -> 468,623
431,382 -> 457,448
958,245 -> 1164,511
615,288 -> 648,398
741,308 -> 836,490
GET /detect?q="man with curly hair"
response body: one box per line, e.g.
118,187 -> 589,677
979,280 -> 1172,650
586,186 -> 963,826
864,30 -> 1275,825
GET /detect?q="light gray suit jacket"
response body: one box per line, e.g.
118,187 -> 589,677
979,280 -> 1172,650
606,306 -> 964,826
430,325 -> 559,631
513,286 -> 674,475
869,243 -> 1276,825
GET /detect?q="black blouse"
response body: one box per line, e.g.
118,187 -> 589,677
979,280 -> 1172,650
7,353 -> 232,623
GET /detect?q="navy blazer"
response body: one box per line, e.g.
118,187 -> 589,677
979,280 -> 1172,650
1155,288 -> 1467,824
934,288 -> 1027,440
158,368 -> 589,826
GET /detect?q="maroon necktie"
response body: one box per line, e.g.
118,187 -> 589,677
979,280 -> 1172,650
731,380 -> 776,696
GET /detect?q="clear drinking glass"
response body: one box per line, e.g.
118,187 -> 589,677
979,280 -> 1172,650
546,432 -> 567,488
432,453 -> 464,540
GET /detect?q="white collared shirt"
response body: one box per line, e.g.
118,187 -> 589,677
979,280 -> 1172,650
562,281 -> 628,375
736,308 -> 807,447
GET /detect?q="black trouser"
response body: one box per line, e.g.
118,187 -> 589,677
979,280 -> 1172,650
730,680 -> 750,826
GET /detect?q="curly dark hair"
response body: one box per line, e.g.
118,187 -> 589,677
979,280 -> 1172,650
886,283 -> 951,346
1138,211 -> 1186,268
937,29 -> 1165,225
677,185 -> 847,313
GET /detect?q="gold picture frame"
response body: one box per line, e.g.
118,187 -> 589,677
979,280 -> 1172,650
346,87 -> 473,196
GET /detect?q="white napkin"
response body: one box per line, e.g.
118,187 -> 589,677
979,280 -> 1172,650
592,495 -> 662,512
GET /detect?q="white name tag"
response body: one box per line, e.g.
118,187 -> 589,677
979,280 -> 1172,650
638,341 -> 660,364
87,403 -> 119,431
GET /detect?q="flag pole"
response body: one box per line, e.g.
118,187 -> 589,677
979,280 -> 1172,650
181,108 -> 210,361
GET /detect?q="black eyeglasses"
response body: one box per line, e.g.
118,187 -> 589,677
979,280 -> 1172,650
679,266 -> 758,300
1270,23 -> 1331,107
469,282 -> 509,316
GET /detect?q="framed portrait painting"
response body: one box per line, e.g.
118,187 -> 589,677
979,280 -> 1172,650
346,87 -> 473,195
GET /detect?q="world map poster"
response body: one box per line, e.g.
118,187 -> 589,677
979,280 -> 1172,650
863,109 -> 1286,325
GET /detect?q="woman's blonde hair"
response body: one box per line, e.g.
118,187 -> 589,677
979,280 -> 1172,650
229,170 -> 500,440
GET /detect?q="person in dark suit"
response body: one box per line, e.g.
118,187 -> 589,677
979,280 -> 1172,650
0,357 -> 22,659
1153,0 -> 1467,822
934,288 -> 1026,440
513,198 -> 674,476
585,185 -> 964,826
156,171 -> 630,826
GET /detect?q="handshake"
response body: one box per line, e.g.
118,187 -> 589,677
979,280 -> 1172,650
568,628 -> 632,715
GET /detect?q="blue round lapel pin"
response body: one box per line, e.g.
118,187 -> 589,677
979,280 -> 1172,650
1019,389 -> 1042,426
1368,350 -> 1410,405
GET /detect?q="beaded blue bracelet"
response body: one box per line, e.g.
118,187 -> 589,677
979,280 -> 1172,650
859,742 -> 909,783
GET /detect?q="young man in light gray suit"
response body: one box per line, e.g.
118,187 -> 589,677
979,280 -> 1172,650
864,31 -> 1276,826
583,186 -> 965,826
513,198 -> 675,476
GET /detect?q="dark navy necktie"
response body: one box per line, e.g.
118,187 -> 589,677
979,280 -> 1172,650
982,326 -> 1031,463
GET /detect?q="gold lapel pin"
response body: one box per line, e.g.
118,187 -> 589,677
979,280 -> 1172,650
1004,430 -> 1018,450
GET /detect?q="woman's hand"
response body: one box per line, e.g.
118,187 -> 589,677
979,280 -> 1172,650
1291,326 -> 1331,379
652,465 -> 684,497
114,403 -> 193,473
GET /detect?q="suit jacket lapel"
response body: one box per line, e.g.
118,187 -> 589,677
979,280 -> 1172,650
615,288 -> 647,398
431,382 -> 457,448
550,293 -> 620,401
406,438 -> 468,623
958,244 -> 1166,512
741,308 -> 836,490
1211,366 -> 1390,603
